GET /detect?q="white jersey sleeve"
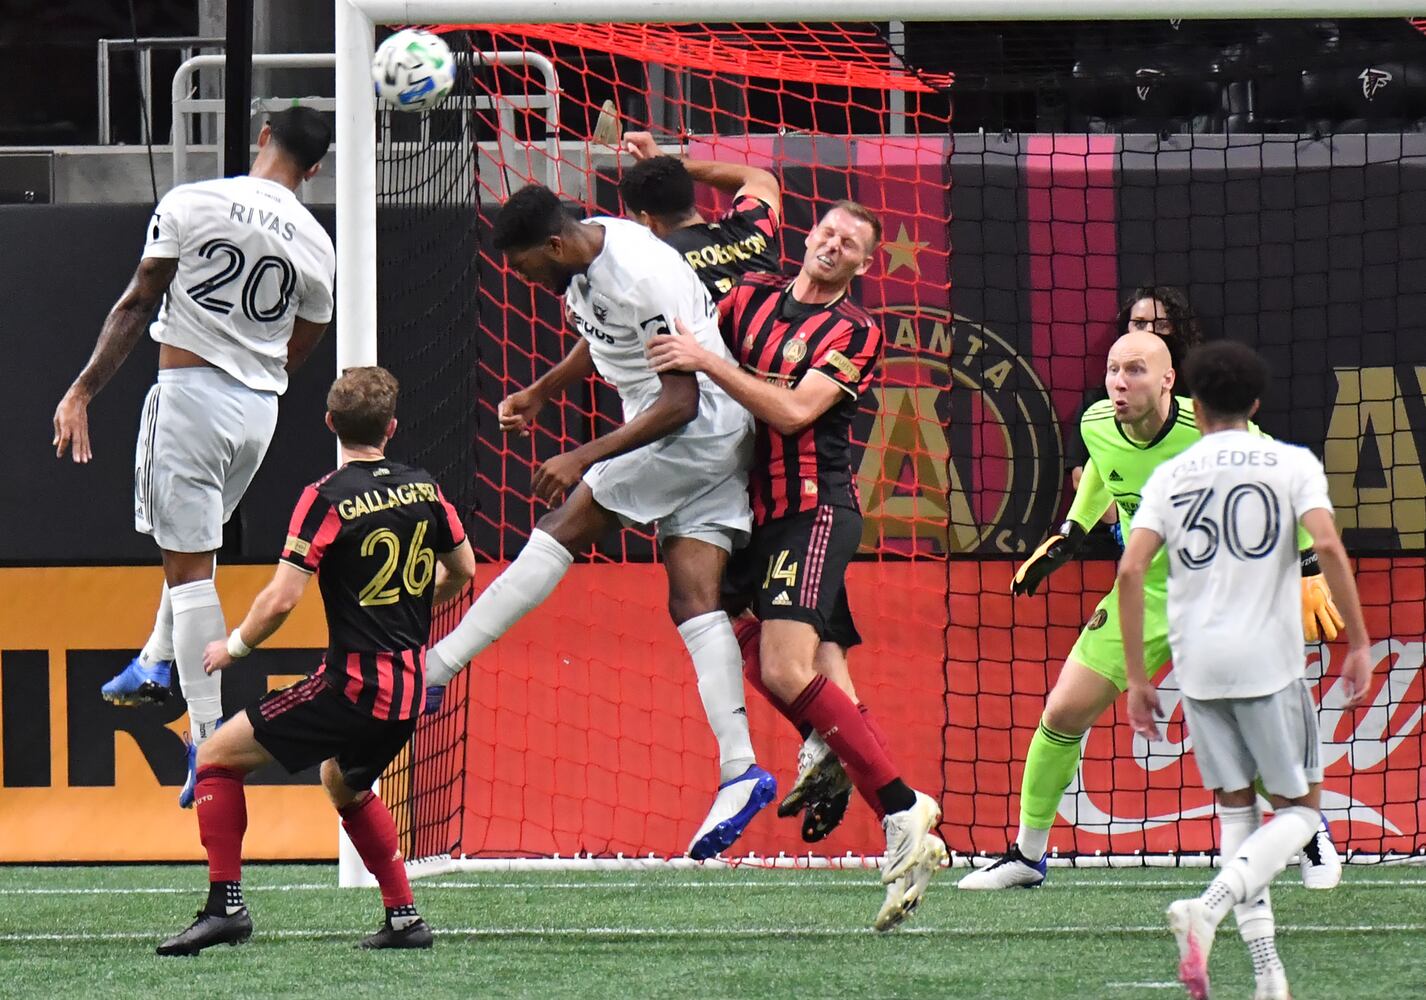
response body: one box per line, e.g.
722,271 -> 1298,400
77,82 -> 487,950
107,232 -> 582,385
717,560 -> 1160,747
1289,447 -> 1334,522
144,176 -> 336,394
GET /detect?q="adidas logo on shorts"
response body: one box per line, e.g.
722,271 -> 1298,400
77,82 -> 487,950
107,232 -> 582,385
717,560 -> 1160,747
772,591 -> 792,606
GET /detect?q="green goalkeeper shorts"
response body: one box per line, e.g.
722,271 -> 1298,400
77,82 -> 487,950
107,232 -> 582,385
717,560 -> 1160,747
1067,576 -> 1173,692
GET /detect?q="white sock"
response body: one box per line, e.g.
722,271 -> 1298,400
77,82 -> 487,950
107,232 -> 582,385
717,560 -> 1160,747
170,579 -> 226,745
138,584 -> 175,667
1016,826 -> 1050,863
1202,805 -> 1319,923
677,611 -> 756,782
1217,803 -> 1280,962
425,529 -> 573,687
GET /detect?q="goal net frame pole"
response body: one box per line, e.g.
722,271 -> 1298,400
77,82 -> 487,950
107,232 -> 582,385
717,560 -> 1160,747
332,0 -> 1413,886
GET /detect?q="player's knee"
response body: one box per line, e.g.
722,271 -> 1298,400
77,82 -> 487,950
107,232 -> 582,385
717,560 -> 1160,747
1039,702 -> 1089,740
195,739 -> 223,769
758,652 -> 814,703
319,758 -> 359,807
667,589 -> 719,626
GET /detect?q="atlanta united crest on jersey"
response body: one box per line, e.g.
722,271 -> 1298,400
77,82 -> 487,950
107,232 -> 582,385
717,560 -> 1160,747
144,175 -> 335,394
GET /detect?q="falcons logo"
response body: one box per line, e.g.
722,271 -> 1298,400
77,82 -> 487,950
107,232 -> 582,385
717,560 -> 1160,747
1360,67 -> 1392,100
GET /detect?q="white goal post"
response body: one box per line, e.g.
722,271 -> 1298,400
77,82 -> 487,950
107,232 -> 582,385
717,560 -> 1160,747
331,0 -> 1418,886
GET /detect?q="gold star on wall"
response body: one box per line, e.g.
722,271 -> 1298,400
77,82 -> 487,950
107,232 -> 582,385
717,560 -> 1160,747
883,223 -> 930,276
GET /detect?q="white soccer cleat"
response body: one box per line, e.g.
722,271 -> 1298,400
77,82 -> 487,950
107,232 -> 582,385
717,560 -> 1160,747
1297,817 -> 1342,890
777,732 -> 849,818
874,833 -> 947,932
686,765 -> 777,861
1253,968 -> 1292,1000
1167,898 -> 1217,1000
880,790 -> 941,884
955,844 -> 1047,890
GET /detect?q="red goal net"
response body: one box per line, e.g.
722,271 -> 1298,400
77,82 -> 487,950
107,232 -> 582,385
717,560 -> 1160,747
374,21 -> 1426,867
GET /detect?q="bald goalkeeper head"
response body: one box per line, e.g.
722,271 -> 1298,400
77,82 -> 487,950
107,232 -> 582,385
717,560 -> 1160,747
1105,330 -> 1177,440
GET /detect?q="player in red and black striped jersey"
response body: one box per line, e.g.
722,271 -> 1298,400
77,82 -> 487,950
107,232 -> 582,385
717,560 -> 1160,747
619,130 -> 781,300
648,201 -> 947,931
156,367 -> 475,957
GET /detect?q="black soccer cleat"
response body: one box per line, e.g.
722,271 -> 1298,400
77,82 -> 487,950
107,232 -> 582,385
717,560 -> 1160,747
156,908 -> 253,956
801,785 -> 852,843
360,917 -> 434,950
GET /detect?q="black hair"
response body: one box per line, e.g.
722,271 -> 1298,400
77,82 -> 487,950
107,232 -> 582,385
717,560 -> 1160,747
619,156 -> 697,221
1185,340 -> 1269,420
266,107 -> 333,171
1114,284 -> 1205,376
492,184 -> 573,252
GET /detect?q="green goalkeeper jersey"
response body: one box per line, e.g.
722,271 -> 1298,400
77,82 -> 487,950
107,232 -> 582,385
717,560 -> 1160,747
1066,395 -> 1307,570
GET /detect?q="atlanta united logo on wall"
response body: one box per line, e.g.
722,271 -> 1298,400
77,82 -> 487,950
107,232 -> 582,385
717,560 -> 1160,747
855,307 -> 1063,555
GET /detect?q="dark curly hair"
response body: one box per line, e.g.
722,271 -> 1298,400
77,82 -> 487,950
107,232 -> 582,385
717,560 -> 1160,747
1114,285 -> 1205,376
1185,340 -> 1268,420
619,156 -> 697,221
492,184 -> 572,252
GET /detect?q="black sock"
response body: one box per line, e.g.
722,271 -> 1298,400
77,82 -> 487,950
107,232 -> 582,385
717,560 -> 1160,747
875,779 -> 916,817
387,902 -> 419,929
204,880 -> 244,916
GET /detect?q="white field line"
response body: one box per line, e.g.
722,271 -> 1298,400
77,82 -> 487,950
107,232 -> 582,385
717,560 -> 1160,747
3,924 -> 1425,944
3,876 -> 1423,896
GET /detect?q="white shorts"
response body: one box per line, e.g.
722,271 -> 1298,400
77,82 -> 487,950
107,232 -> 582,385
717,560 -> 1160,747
134,367 -> 279,553
1182,679 -> 1323,799
584,388 -> 754,553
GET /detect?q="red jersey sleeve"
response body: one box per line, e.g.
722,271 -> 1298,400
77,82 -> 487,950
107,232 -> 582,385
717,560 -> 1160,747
280,484 -> 342,573
432,484 -> 467,552
724,195 -> 780,239
809,318 -> 883,399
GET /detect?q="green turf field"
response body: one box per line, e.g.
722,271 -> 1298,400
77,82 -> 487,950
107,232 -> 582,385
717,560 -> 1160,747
0,863 -> 1422,998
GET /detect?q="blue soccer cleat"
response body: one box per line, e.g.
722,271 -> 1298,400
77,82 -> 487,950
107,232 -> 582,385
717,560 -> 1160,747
178,737 -> 199,809
687,765 -> 777,861
101,657 -> 172,707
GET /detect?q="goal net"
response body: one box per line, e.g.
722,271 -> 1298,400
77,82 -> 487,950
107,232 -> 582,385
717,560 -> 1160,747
364,13 -> 1426,871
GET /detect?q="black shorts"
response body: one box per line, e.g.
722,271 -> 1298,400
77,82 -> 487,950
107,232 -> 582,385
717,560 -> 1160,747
247,674 -> 415,791
724,504 -> 862,648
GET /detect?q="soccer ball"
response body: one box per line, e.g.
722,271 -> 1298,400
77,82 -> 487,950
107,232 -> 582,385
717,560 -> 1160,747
372,29 -> 455,112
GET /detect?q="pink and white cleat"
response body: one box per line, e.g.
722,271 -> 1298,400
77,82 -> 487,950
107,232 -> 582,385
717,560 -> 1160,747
1167,898 -> 1217,1000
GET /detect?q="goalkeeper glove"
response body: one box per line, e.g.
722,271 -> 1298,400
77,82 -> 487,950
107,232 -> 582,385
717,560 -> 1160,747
422,685 -> 446,716
1011,521 -> 1087,597
1300,549 -> 1345,643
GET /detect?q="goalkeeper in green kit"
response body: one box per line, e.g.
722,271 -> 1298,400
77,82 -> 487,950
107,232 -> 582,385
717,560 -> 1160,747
958,325 -> 1345,891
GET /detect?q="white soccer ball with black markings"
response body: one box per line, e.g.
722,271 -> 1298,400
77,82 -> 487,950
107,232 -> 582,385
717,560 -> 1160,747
372,29 -> 455,112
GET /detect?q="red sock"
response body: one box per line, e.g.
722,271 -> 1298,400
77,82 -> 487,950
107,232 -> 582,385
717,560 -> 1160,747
789,676 -> 900,816
339,793 -> 414,909
195,765 -> 247,883
735,617 -> 802,732
858,703 -> 891,754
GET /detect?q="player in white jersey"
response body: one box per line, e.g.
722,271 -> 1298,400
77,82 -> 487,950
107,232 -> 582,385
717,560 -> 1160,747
422,184 -> 775,857
52,108 -> 336,806
1118,341 -> 1373,1000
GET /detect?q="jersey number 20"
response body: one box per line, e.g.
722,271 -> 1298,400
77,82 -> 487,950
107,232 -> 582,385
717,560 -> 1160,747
1170,483 -> 1281,570
187,238 -> 297,322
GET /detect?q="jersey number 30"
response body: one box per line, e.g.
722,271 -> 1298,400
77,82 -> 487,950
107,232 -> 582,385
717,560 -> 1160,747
1170,483 -> 1281,570
187,238 -> 297,322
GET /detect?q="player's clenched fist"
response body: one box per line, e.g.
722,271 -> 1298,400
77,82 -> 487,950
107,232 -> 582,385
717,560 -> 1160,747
531,451 -> 587,504
621,130 -> 661,161
498,388 -> 544,437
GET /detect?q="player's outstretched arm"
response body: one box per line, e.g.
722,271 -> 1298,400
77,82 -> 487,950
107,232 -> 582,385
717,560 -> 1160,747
499,339 -> 595,437
1009,460 -> 1111,596
433,539 -> 476,605
623,131 -> 781,219
202,562 -> 312,674
1118,525 -> 1166,739
53,256 -> 178,463
529,368 -> 699,504
1300,507 -> 1373,707
647,317 -> 842,434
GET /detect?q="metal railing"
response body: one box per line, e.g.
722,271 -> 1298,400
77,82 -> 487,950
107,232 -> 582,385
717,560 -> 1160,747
169,50 -> 562,188
98,36 -> 225,144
